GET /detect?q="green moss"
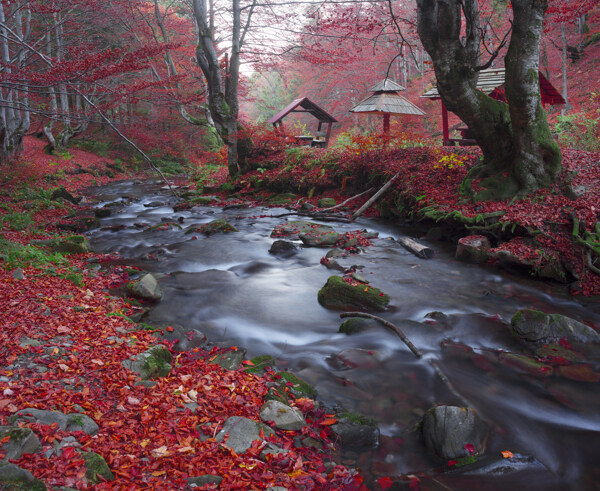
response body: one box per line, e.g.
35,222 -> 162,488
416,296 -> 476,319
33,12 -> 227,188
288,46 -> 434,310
80,451 -> 115,484
244,355 -> 276,375
338,411 -> 375,426
318,276 -> 389,311
278,371 -> 318,399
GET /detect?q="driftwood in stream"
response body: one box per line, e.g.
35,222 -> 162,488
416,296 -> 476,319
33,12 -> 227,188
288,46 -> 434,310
339,312 -> 470,408
397,236 -> 434,259
319,187 -> 374,212
351,173 -> 399,221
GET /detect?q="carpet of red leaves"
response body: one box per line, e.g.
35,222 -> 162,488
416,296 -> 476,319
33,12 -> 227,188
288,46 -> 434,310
0,137 -> 365,490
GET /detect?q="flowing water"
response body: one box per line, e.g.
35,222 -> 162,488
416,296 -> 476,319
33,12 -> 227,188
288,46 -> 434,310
86,180 -> 600,490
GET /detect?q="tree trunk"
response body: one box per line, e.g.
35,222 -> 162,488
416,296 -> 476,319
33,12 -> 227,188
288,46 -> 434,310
416,0 -> 562,201
192,0 -> 255,177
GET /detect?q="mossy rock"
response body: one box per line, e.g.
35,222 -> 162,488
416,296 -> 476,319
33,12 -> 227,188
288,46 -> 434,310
244,355 -> 276,375
208,348 -> 247,370
266,193 -> 297,205
498,353 -> 553,377
299,229 -> 340,247
126,274 -> 163,302
338,318 -> 379,334
189,196 -> 221,205
510,309 -> 600,345
0,427 -> 41,459
271,220 -> 334,240
318,276 -> 389,311
0,463 -> 47,490
198,219 -> 238,236
31,235 -> 89,254
123,345 -> 173,379
317,198 -> 336,208
277,371 -> 317,399
80,451 -> 114,484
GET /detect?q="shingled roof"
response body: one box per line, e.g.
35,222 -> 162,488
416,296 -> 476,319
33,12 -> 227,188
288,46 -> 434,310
350,78 -> 425,116
421,67 -> 565,105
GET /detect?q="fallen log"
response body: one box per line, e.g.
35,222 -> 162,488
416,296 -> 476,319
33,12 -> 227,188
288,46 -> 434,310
397,236 -> 434,259
351,173 -> 399,221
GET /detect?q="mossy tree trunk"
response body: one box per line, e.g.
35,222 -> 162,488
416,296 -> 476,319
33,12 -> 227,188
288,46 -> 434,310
416,0 -> 562,201
192,0 -> 255,177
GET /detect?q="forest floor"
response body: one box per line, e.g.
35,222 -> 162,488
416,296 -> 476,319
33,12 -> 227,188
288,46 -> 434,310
0,136 -> 366,490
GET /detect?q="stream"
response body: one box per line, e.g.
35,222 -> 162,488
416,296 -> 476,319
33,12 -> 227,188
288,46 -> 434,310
86,180 -> 600,490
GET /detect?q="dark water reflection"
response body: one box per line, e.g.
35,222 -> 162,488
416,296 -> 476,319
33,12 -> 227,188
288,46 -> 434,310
86,181 -> 600,490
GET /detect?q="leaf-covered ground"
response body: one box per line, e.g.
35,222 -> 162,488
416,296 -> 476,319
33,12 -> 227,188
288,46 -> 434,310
0,137 -> 365,490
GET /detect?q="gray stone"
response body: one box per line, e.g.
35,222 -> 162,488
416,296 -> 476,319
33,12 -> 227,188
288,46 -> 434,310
10,408 -> 99,435
11,268 -> 24,280
338,318 -> 380,334
299,229 -> 340,247
215,416 -> 274,454
127,274 -> 163,302
172,329 -> 207,352
122,345 -> 173,379
330,414 -> 379,450
269,240 -> 298,257
456,235 -> 491,264
259,400 -> 306,431
511,309 -> 600,345
0,427 -> 42,459
326,248 -> 345,258
188,475 -> 223,487
209,348 -> 247,370
422,405 -> 487,460
271,220 -> 334,240
260,443 -> 287,459
318,198 -> 336,208
51,186 -> 81,205
0,462 -> 47,490
19,337 -> 42,348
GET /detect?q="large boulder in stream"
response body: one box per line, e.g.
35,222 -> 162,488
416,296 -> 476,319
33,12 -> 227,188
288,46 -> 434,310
510,309 -> 600,345
422,405 -> 487,460
318,276 -> 389,311
271,220 -> 338,245
127,273 -> 163,302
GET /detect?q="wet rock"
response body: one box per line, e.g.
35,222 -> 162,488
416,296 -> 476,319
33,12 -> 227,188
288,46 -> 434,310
326,248 -> 345,258
0,427 -> 42,459
535,343 -> 586,362
80,451 -> 115,484
10,408 -> 99,435
277,371 -> 318,399
31,235 -> 89,254
209,348 -> 247,370
558,364 -> 600,382
51,186 -> 81,205
338,317 -> 380,334
122,345 -> 173,379
510,309 -> 600,345
197,219 -> 238,236
318,197 -> 336,208
172,329 -> 207,352
490,248 -> 567,282
299,229 -> 340,247
243,355 -> 276,376
498,352 -> 553,377
324,258 -> 344,271
94,207 -> 112,218
444,452 -> 548,476
143,201 -> 166,208
456,235 -> 490,264
271,220 -> 333,240
260,400 -> 306,431
422,405 -> 487,460
188,475 -> 223,487
0,462 -> 47,490
269,240 -> 298,257
266,193 -> 297,205
215,416 -> 274,454
318,275 -> 389,311
330,349 -> 380,370
127,273 -> 163,302
330,413 -> 379,450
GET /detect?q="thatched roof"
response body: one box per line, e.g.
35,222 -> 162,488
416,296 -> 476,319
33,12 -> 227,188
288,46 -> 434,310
421,67 -> 565,105
350,92 -> 426,116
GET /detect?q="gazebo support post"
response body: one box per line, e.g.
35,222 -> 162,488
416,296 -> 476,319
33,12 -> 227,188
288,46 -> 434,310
441,101 -> 449,145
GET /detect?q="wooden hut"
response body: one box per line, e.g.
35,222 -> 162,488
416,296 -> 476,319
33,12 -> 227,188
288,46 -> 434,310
268,97 -> 337,148
350,78 -> 425,134
421,67 -> 565,146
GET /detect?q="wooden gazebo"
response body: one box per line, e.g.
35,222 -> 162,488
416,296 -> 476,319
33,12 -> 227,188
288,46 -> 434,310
268,97 -> 337,148
350,78 -> 425,134
421,67 -> 565,146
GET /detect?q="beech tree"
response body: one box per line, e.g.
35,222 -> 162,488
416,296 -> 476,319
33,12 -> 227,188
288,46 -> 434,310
416,0 -> 562,200
192,0 -> 257,176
